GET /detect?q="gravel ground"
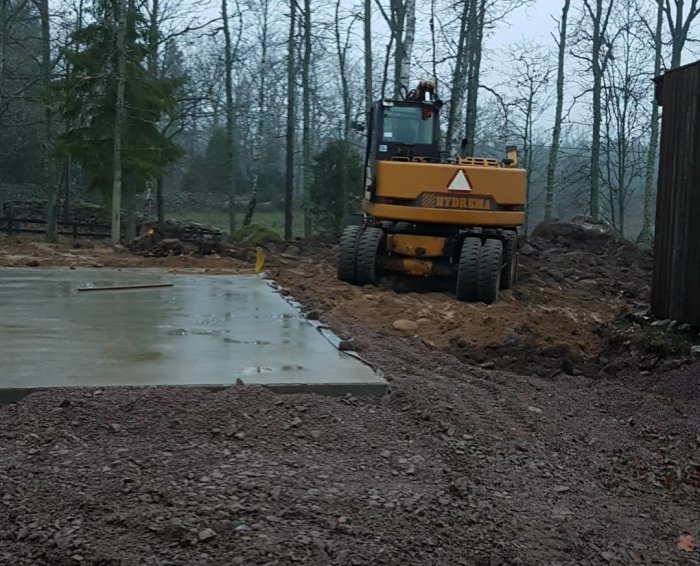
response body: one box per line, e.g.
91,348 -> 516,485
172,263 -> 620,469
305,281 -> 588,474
2,229 -> 700,564
2,325 -> 699,565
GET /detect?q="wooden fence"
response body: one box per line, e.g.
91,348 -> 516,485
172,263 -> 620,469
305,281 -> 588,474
0,215 -> 110,239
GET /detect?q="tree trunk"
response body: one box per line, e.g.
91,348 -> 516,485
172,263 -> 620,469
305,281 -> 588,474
445,0 -> 471,155
111,0 -> 127,245
544,0 -> 570,220
244,0 -> 270,228
302,0 -> 312,236
124,187 -> 137,240
0,0 -> 7,140
335,0 -> 353,225
463,0 -> 485,157
665,0 -> 694,69
38,0 -> 57,242
156,175 -> 164,228
381,35 -> 394,99
284,0 -> 296,240
397,0 -> 416,95
62,160 -> 71,222
585,0 -> 613,220
148,0 -> 165,229
639,0 -> 663,244
364,0 -> 373,114
391,0 -> 406,98
222,0 -> 236,240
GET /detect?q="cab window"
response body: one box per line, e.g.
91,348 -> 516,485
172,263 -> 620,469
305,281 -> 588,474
382,106 -> 434,145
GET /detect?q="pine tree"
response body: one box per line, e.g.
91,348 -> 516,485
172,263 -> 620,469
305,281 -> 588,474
54,0 -> 183,238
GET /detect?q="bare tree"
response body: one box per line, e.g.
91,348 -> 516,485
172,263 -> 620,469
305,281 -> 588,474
578,0 -> 615,219
445,0 -> 471,154
112,0 -> 127,244
600,3 -> 650,236
507,44 -> 552,231
221,0 -> 237,239
284,0 -> 296,240
364,0 -> 372,113
36,0 -> 57,241
302,0 -> 312,236
664,0 -> 700,68
639,0 -> 663,244
243,0 -> 271,227
374,0 -> 416,98
544,0 -> 571,219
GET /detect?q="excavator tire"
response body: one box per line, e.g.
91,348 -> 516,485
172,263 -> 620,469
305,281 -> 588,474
355,227 -> 385,286
500,232 -> 518,290
337,225 -> 363,283
477,238 -> 503,304
456,237 -> 481,302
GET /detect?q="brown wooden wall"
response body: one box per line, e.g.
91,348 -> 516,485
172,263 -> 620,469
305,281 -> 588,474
652,61 -> 700,325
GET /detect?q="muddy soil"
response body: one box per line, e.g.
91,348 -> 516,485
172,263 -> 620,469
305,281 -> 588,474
2,229 -> 700,564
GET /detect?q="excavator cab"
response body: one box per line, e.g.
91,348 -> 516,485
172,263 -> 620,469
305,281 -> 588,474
368,101 -> 441,162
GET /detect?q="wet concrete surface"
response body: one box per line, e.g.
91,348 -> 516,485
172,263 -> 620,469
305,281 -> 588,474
0,269 -> 386,397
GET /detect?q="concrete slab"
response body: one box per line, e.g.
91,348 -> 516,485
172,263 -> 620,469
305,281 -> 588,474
0,268 -> 386,397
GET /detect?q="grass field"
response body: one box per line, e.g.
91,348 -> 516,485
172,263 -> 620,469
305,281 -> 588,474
167,210 -> 307,238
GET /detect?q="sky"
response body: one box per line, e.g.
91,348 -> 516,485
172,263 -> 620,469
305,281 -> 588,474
487,0 -> 557,48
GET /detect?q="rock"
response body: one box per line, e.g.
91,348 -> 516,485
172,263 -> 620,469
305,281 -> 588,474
553,485 -> 570,493
26,259 -> 40,267
651,319 -> 671,327
198,528 -> 217,542
380,450 -> 391,459
58,399 -> 71,408
305,310 -> 320,321
520,244 -> 535,256
338,339 -> 355,351
235,524 -> 251,532
290,416 -> 302,428
691,345 -> 700,358
109,423 -> 122,433
392,319 -> 419,332
479,361 -> 496,370
285,245 -> 302,257
528,406 -> 543,414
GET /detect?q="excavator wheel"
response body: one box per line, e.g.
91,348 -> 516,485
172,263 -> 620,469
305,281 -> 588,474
456,237 -> 481,302
500,232 -> 518,290
337,225 -> 363,283
355,227 -> 385,286
477,238 -> 503,304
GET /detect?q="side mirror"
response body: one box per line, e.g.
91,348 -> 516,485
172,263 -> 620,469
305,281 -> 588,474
459,138 -> 468,157
504,145 -> 519,168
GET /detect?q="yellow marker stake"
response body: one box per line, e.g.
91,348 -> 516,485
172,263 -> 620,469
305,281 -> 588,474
254,247 -> 265,273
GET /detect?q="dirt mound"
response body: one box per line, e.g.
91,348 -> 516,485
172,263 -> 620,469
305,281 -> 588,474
268,248 -> 618,361
521,217 -> 652,307
129,221 -> 225,256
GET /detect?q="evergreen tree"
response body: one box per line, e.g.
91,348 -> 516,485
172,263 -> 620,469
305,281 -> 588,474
54,0 -> 183,234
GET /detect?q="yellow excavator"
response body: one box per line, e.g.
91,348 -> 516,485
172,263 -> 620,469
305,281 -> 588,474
337,81 -> 526,304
